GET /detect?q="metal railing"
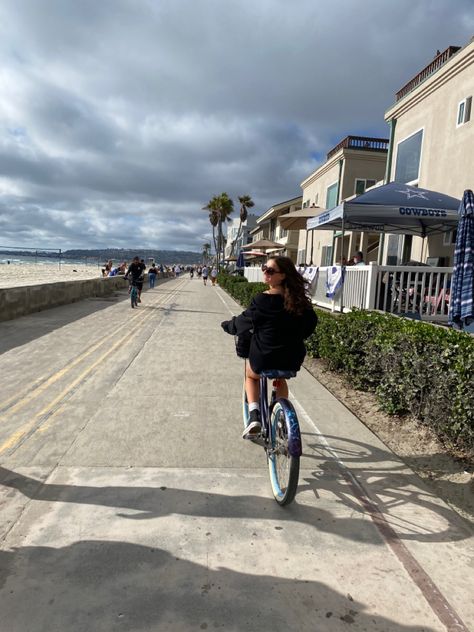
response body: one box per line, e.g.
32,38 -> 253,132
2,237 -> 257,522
326,135 -> 389,160
396,46 -> 461,101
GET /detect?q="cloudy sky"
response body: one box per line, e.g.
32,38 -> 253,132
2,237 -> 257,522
0,1 -> 472,252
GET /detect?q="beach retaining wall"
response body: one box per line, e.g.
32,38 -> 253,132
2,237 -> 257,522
0,276 -> 130,322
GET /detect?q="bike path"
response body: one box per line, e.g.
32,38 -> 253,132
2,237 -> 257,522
0,277 -> 472,632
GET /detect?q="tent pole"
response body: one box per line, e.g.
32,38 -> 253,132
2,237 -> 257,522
421,234 -> 427,262
378,232 -> 385,265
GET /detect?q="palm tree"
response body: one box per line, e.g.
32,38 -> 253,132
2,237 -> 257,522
203,193 -> 234,270
202,242 -> 211,264
215,193 -> 234,269
203,197 -> 220,258
230,194 -> 254,257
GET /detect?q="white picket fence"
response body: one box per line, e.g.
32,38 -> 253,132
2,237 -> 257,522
244,264 -> 453,321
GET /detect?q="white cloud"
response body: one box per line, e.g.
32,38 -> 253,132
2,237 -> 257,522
0,0 -> 472,249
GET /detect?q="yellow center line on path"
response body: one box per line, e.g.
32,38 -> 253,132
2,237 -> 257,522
0,282 -> 181,416
0,280 -> 186,456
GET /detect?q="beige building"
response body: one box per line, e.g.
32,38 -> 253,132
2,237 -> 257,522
298,136 -> 388,265
251,197 -> 302,262
384,39 -> 474,265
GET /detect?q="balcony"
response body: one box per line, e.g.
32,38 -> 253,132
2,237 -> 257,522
326,136 -> 389,160
245,264 -> 454,323
396,46 -> 461,101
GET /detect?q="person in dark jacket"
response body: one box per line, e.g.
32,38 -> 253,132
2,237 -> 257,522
221,256 -> 317,438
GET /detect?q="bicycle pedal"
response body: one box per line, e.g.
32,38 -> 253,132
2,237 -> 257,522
249,435 -> 265,446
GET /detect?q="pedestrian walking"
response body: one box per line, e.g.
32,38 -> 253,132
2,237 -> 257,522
211,267 -> 218,286
148,263 -> 157,289
202,265 -> 209,285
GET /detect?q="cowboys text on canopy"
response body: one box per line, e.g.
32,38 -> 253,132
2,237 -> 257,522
306,183 -> 460,237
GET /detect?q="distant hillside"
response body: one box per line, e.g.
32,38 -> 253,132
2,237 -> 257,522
0,248 -> 203,265
64,249 -> 202,265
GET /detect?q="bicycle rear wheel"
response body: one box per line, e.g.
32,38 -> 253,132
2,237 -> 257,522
130,287 -> 138,308
267,400 -> 300,506
242,381 -> 249,429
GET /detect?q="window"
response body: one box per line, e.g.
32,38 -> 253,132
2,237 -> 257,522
279,226 -> 288,238
457,97 -> 472,126
302,199 -> 311,208
325,182 -> 338,210
270,218 -> 276,241
394,129 -> 423,184
443,230 -> 457,246
321,245 -> 333,266
355,179 -> 377,195
314,193 -> 319,205
297,249 -> 306,265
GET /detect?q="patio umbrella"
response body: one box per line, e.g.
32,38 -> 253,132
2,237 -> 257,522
278,207 -> 320,230
241,239 -> 285,251
243,250 -> 266,258
236,250 -> 245,268
448,189 -> 474,328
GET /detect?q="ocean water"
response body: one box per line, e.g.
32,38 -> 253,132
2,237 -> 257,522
0,255 -> 99,267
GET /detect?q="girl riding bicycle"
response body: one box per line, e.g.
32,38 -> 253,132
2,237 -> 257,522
221,256 -> 317,438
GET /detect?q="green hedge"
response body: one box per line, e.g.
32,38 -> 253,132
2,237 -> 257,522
306,309 -> 474,453
218,272 -> 267,307
219,273 -> 474,453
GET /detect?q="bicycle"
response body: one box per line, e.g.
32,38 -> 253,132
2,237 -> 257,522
129,279 -> 139,308
242,365 -> 302,506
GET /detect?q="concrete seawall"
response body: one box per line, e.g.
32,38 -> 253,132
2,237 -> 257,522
0,276 -> 130,322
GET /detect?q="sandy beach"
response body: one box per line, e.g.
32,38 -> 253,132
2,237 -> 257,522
0,263 -> 104,288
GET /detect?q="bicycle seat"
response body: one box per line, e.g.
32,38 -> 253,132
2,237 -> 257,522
260,370 -> 297,379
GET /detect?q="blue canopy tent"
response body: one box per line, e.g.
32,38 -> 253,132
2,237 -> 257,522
306,183 -> 461,311
307,183 -> 460,238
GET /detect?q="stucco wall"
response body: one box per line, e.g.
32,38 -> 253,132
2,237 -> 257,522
0,276 -> 130,322
386,40 -> 474,264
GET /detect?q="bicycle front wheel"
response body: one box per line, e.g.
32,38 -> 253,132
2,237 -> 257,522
267,401 -> 300,506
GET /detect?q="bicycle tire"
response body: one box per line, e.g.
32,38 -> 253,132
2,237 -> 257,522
267,400 -> 300,506
242,381 -> 249,429
130,287 -> 138,308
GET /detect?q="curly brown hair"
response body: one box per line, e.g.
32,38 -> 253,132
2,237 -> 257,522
268,256 -> 312,315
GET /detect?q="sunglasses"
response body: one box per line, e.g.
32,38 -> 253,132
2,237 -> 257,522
261,264 -> 281,276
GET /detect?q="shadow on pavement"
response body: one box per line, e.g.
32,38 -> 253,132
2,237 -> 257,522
301,433 -> 473,538
0,540 -> 438,632
0,466 -> 470,545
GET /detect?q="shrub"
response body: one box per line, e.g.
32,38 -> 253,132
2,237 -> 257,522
220,279 -> 474,453
217,273 -> 265,306
305,309 -> 474,453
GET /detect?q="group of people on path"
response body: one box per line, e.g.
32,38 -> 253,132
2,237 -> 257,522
186,265 -> 218,285
120,257 -> 220,307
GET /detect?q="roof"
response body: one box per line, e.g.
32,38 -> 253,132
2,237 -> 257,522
257,196 -> 302,224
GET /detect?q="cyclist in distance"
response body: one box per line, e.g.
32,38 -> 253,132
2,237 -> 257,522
124,256 -> 146,303
221,256 -> 317,438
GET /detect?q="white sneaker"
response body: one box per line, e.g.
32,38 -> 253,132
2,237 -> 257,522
242,421 -> 262,439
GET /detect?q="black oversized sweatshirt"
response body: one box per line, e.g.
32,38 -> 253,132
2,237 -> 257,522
221,292 -> 317,373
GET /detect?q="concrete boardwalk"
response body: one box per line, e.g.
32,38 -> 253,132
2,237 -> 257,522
0,276 -> 472,632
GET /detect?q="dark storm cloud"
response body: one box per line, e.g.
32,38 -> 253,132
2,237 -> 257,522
0,0 -> 472,249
